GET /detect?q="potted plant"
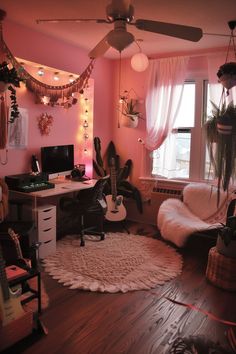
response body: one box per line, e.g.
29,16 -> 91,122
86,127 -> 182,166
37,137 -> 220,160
0,61 -> 23,123
217,62 -> 236,91
217,215 -> 236,258
204,101 -> 236,194
121,98 -> 141,128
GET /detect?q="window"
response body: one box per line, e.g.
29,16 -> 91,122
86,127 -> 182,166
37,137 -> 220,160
152,79 -> 208,181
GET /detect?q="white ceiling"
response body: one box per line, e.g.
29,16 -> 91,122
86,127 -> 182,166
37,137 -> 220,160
1,0 -> 236,59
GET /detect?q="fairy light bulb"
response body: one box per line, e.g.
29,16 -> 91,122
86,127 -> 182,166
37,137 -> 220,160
53,72 -> 60,81
69,74 -> 74,83
83,120 -> 88,128
37,67 -> 44,76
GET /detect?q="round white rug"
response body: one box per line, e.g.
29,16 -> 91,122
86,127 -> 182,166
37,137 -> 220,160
43,232 -> 183,293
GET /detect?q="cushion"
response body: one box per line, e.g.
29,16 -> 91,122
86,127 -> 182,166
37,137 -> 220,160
157,198 -> 220,247
183,183 -> 227,221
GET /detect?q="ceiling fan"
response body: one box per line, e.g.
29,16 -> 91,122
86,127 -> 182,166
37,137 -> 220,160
36,0 -> 203,59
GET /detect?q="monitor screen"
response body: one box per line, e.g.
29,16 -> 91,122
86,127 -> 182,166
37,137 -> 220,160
41,144 -> 74,179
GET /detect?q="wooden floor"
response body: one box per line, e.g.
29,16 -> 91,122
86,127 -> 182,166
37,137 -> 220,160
2,222 -> 236,354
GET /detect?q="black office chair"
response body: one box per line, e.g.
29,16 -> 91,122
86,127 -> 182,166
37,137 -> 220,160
60,176 -> 109,246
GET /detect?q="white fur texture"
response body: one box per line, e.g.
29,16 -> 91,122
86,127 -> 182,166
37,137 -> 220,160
183,183 -> 227,220
157,198 -> 220,247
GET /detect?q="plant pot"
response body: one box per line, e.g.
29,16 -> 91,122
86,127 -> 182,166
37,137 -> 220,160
121,114 -> 139,128
216,235 -> 236,258
0,81 -> 9,93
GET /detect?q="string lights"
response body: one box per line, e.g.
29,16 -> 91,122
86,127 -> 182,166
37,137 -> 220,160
79,88 -> 92,157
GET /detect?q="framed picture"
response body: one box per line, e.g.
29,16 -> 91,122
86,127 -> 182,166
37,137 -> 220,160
8,108 -> 28,149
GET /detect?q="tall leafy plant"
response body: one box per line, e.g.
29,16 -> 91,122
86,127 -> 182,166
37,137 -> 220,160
205,101 -> 236,194
93,137 -> 143,213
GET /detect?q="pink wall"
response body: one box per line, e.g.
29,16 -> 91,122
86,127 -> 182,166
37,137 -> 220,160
111,58 -> 148,186
0,20 -> 114,178
111,54 -> 210,186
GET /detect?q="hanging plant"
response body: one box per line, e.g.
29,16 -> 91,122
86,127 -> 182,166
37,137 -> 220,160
0,61 -> 23,123
37,113 -> 53,135
205,101 -> 236,193
217,62 -> 236,91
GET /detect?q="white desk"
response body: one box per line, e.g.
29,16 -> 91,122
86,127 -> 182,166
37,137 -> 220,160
22,178 -> 97,199
9,179 -> 97,256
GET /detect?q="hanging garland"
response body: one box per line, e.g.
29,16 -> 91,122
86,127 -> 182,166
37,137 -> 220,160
0,9 -> 94,108
1,34 -> 94,107
0,8 -> 95,153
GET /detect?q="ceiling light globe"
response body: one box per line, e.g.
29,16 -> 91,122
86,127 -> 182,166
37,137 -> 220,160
131,52 -> 149,72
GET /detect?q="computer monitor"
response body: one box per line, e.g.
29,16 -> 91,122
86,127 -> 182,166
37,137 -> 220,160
41,144 -> 74,180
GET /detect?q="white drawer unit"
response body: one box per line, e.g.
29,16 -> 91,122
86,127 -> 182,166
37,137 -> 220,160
36,204 -> 56,258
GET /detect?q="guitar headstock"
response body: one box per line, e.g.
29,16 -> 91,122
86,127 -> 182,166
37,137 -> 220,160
8,228 -> 20,244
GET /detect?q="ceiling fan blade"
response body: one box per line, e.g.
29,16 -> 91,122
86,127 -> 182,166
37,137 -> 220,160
135,19 -> 203,42
36,18 -> 108,24
89,35 -> 111,59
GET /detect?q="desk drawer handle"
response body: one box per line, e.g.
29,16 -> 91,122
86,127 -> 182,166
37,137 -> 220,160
43,228 -> 52,232
43,217 -> 52,221
43,208 -> 53,213
44,240 -> 52,244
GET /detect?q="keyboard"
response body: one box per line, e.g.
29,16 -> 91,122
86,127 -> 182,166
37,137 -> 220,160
16,182 -> 55,193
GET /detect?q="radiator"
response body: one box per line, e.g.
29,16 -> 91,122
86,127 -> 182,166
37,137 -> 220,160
151,186 -> 183,212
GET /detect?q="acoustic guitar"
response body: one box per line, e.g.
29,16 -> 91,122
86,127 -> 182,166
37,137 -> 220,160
0,244 -> 24,326
105,158 -> 127,222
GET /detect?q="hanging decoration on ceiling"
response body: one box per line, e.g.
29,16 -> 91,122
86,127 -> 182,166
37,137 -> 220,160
205,20 -> 236,203
0,9 -> 94,109
37,113 -> 54,136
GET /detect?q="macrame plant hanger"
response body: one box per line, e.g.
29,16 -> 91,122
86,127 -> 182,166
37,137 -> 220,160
206,20 -> 236,204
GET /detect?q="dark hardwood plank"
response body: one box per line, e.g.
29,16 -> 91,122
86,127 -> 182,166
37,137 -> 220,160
2,221 -> 236,354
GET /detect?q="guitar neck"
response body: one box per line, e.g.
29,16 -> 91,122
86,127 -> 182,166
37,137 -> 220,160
8,228 -> 24,259
110,165 -> 117,201
15,242 -> 23,260
0,244 -> 10,301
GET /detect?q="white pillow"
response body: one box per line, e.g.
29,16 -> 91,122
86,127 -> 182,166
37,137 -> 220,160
183,183 -> 227,220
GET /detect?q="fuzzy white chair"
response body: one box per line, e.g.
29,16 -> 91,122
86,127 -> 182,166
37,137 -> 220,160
157,182 -> 236,247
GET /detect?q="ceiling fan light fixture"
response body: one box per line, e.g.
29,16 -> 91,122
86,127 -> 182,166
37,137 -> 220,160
107,30 -> 134,52
131,52 -> 149,72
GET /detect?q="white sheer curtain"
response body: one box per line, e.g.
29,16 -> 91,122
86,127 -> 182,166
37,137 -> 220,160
145,56 -> 189,151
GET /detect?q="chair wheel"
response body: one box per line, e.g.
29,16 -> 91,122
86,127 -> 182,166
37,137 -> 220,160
101,233 -> 105,241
